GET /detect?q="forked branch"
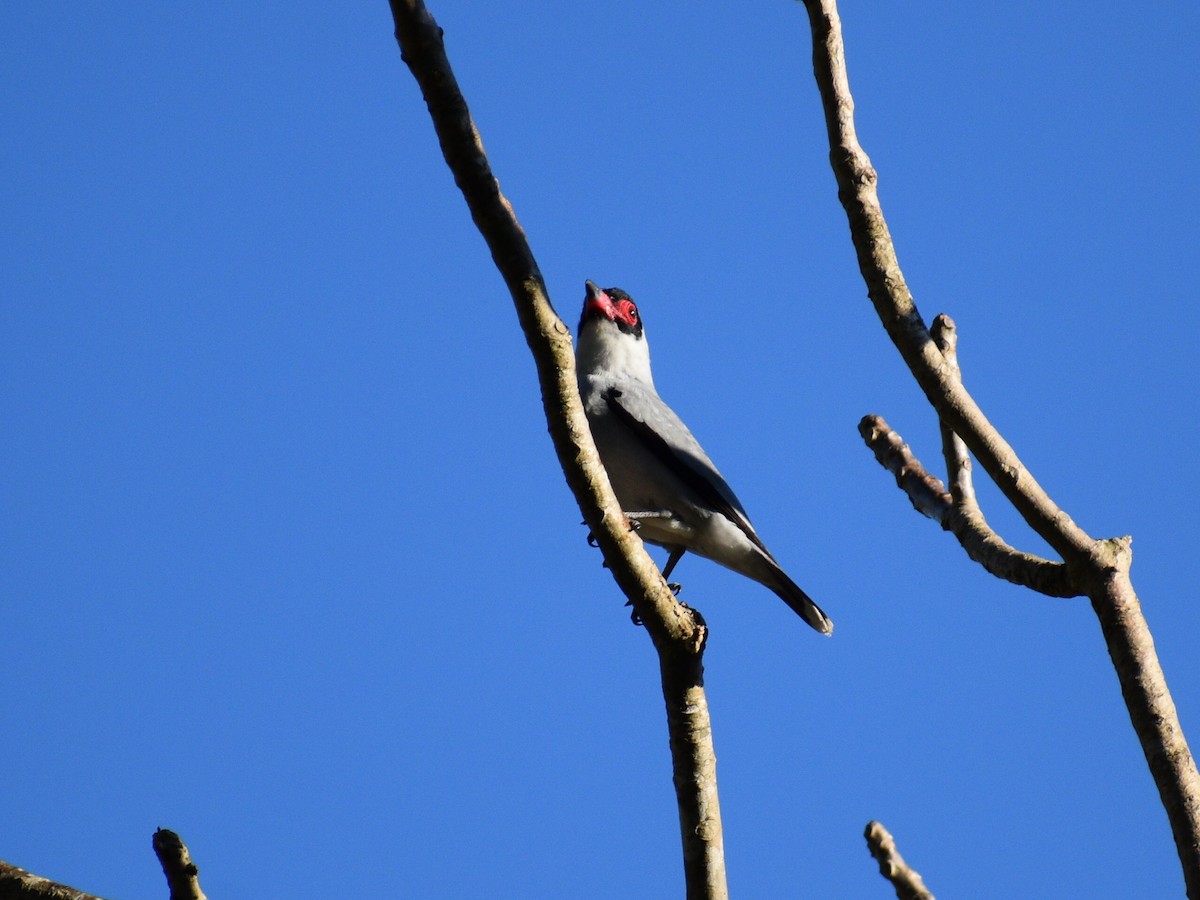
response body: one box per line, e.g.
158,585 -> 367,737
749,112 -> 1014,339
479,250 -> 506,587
800,0 -> 1200,894
856,316 -> 1075,597
857,414 -> 1075,597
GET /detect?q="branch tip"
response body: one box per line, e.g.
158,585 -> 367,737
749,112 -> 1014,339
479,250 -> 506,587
152,829 -> 207,900
864,820 -> 935,900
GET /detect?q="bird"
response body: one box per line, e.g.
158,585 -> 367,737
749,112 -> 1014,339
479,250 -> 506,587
575,280 -> 833,635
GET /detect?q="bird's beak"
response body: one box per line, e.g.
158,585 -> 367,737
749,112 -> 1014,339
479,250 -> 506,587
583,280 -> 614,318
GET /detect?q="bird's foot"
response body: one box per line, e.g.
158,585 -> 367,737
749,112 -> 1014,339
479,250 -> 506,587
624,597 -> 643,627
667,582 -> 682,596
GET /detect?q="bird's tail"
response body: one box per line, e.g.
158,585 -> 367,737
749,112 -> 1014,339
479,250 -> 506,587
770,567 -> 833,636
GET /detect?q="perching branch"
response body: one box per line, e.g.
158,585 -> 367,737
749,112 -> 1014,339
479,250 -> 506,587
864,821 -> 935,900
388,2 -> 726,896
801,1 -> 1200,894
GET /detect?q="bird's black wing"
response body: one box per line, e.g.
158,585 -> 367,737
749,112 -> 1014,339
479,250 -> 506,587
601,386 -> 773,559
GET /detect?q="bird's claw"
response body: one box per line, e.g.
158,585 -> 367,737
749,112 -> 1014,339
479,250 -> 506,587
623,597 -> 643,627
667,581 -> 682,596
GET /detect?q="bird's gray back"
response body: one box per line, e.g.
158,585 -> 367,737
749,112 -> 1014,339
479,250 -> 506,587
581,374 -> 756,531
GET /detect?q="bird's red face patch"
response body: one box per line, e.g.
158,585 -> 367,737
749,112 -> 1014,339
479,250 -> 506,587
582,282 -> 643,338
610,297 -> 639,329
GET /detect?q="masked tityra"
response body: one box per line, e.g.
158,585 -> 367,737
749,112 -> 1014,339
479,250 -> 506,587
576,280 -> 833,635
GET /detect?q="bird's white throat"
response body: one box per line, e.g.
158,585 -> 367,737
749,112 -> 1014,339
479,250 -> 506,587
577,318 -> 655,387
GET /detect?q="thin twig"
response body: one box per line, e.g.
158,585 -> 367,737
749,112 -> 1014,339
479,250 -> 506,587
389,3 -> 726,896
864,821 -> 935,900
857,415 -> 952,520
930,316 -> 975,509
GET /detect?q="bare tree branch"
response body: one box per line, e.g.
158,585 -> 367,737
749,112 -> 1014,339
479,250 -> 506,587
801,1 -> 1089,562
388,2 -> 726,895
0,862 -> 107,900
801,0 -> 1200,893
856,412 -> 1075,596
864,821 -> 935,900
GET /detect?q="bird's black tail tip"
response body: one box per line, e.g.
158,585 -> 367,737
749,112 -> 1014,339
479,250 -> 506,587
776,577 -> 834,636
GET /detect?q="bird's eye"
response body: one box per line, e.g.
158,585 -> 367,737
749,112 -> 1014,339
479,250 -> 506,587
623,303 -> 639,324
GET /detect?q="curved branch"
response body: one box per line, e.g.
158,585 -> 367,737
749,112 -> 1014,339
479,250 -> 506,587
864,821 -> 935,900
389,3 -> 726,896
802,1 -> 1200,891
801,1 -> 1089,562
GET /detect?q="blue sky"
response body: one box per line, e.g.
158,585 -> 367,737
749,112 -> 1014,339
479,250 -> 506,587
3,2 -> 1198,897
